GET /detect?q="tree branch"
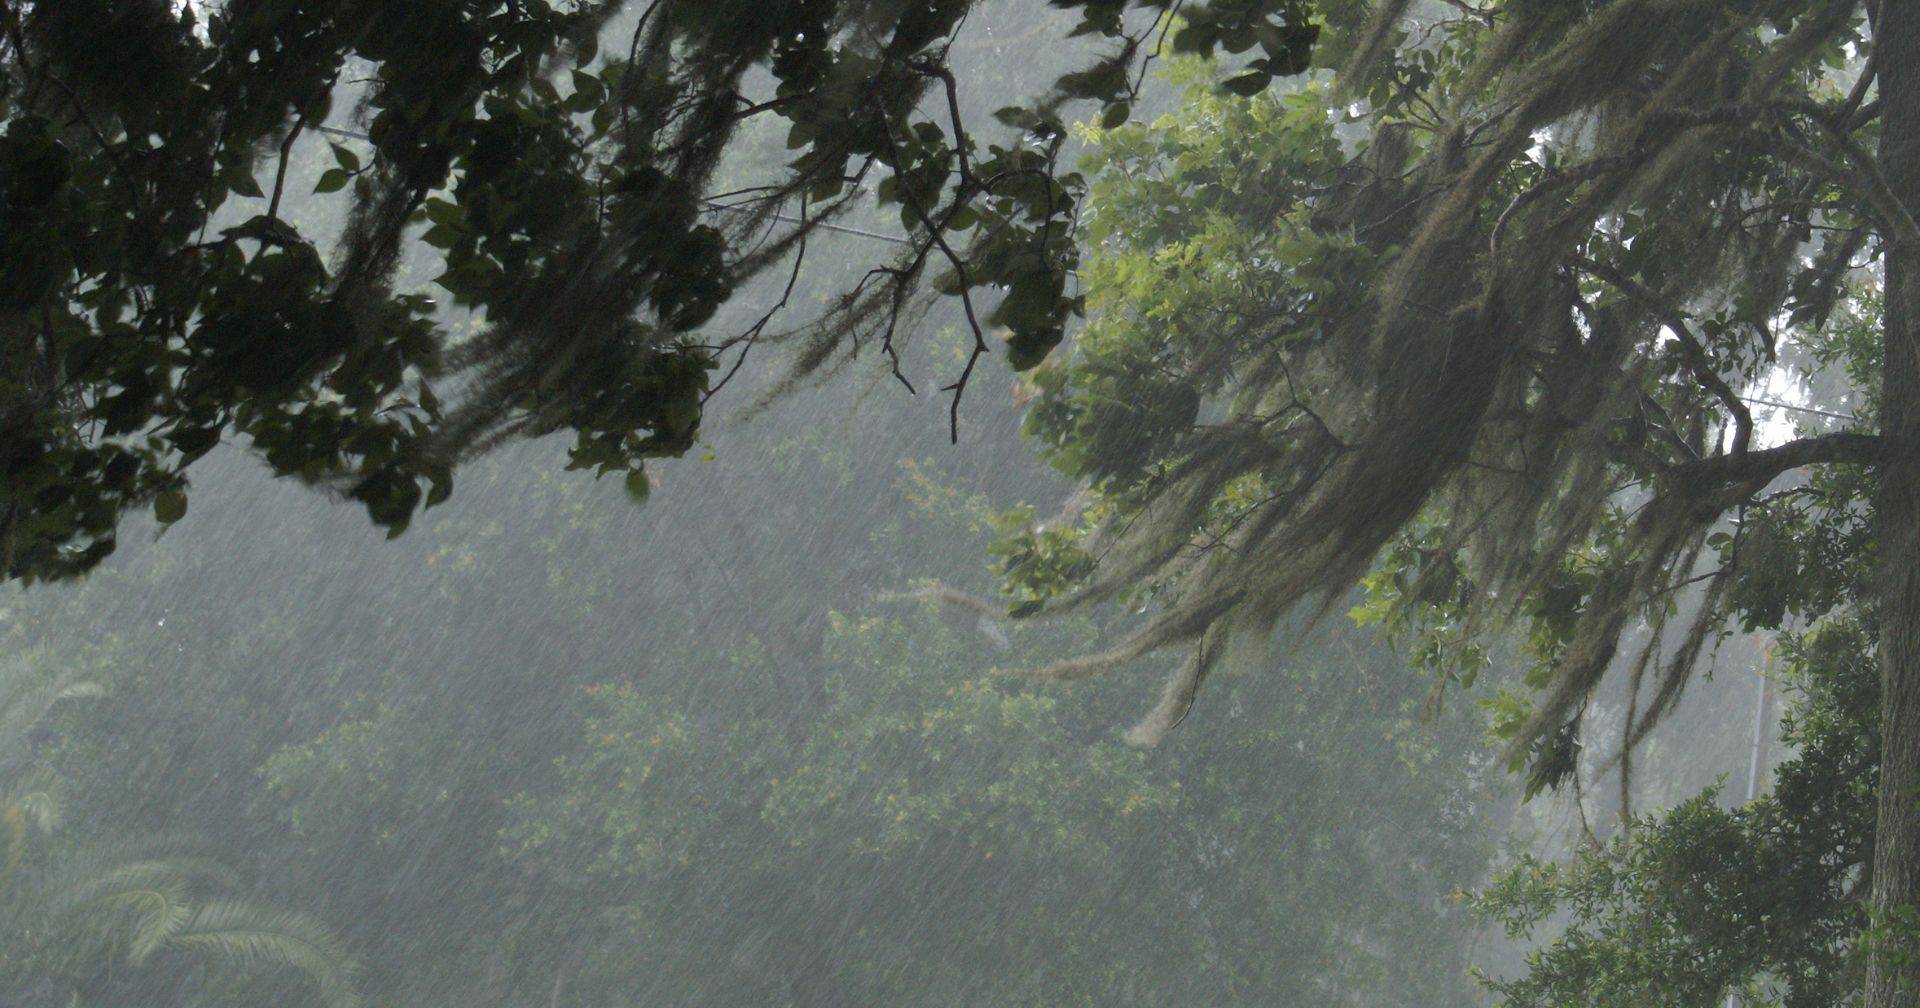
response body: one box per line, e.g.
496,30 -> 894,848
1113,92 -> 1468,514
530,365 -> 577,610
1571,255 -> 1754,455
1668,432 -> 1884,488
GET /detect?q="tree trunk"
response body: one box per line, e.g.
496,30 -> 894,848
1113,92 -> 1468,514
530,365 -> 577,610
1872,5 -> 1920,1005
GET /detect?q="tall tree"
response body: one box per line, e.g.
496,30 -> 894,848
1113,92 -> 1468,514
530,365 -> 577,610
1871,6 -> 1920,1001
1009,4 -> 1919,1000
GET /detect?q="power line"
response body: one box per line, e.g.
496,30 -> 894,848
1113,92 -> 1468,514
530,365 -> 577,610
310,124 -> 369,141
699,200 -> 916,246
1738,395 -> 1857,423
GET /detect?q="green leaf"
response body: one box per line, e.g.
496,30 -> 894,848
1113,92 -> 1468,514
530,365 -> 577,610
1268,21 -> 1321,76
624,469 -> 651,503
154,490 -> 187,524
992,105 -> 1036,129
1222,72 -> 1270,97
226,166 -> 264,199
421,198 -> 465,227
421,224 -> 461,249
570,69 -> 604,101
328,142 -> 361,173
314,169 -> 350,194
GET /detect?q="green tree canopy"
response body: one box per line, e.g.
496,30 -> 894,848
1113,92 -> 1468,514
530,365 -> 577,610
1476,616 -> 1878,1008
0,0 -> 1319,583
0,359 -> 1509,1007
999,6 -> 1920,1000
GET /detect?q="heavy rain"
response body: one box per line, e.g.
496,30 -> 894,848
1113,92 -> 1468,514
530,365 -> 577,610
0,2 -> 1911,1006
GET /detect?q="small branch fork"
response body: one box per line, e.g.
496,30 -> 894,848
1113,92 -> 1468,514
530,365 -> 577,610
874,59 -> 1074,443
1570,254 -> 1754,456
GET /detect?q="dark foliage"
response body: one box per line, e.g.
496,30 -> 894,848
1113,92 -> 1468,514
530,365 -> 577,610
0,0 -> 1317,583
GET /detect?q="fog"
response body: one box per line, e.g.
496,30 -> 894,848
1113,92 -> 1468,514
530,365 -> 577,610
0,306 -> 1786,1008
1,5 -> 1816,1007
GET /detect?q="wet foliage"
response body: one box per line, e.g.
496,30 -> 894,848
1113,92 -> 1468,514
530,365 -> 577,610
5,2 -> 1917,1006
0,0 -> 1317,583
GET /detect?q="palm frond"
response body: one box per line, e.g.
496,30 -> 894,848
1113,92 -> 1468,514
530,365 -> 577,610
49,682 -> 106,703
61,856 -> 237,911
15,789 -> 63,834
1,802 -> 25,887
0,675 -> 105,762
167,901 -> 362,1008
96,876 -> 193,963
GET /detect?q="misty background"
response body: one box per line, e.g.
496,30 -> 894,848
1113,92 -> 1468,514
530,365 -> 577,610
0,6 -> 1796,1007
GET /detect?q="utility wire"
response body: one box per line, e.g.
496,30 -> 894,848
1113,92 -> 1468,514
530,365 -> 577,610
700,201 -> 916,246
1738,396 -> 1858,423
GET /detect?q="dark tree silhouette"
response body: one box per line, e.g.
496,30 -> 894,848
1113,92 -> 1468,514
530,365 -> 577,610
0,0 -> 1317,582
